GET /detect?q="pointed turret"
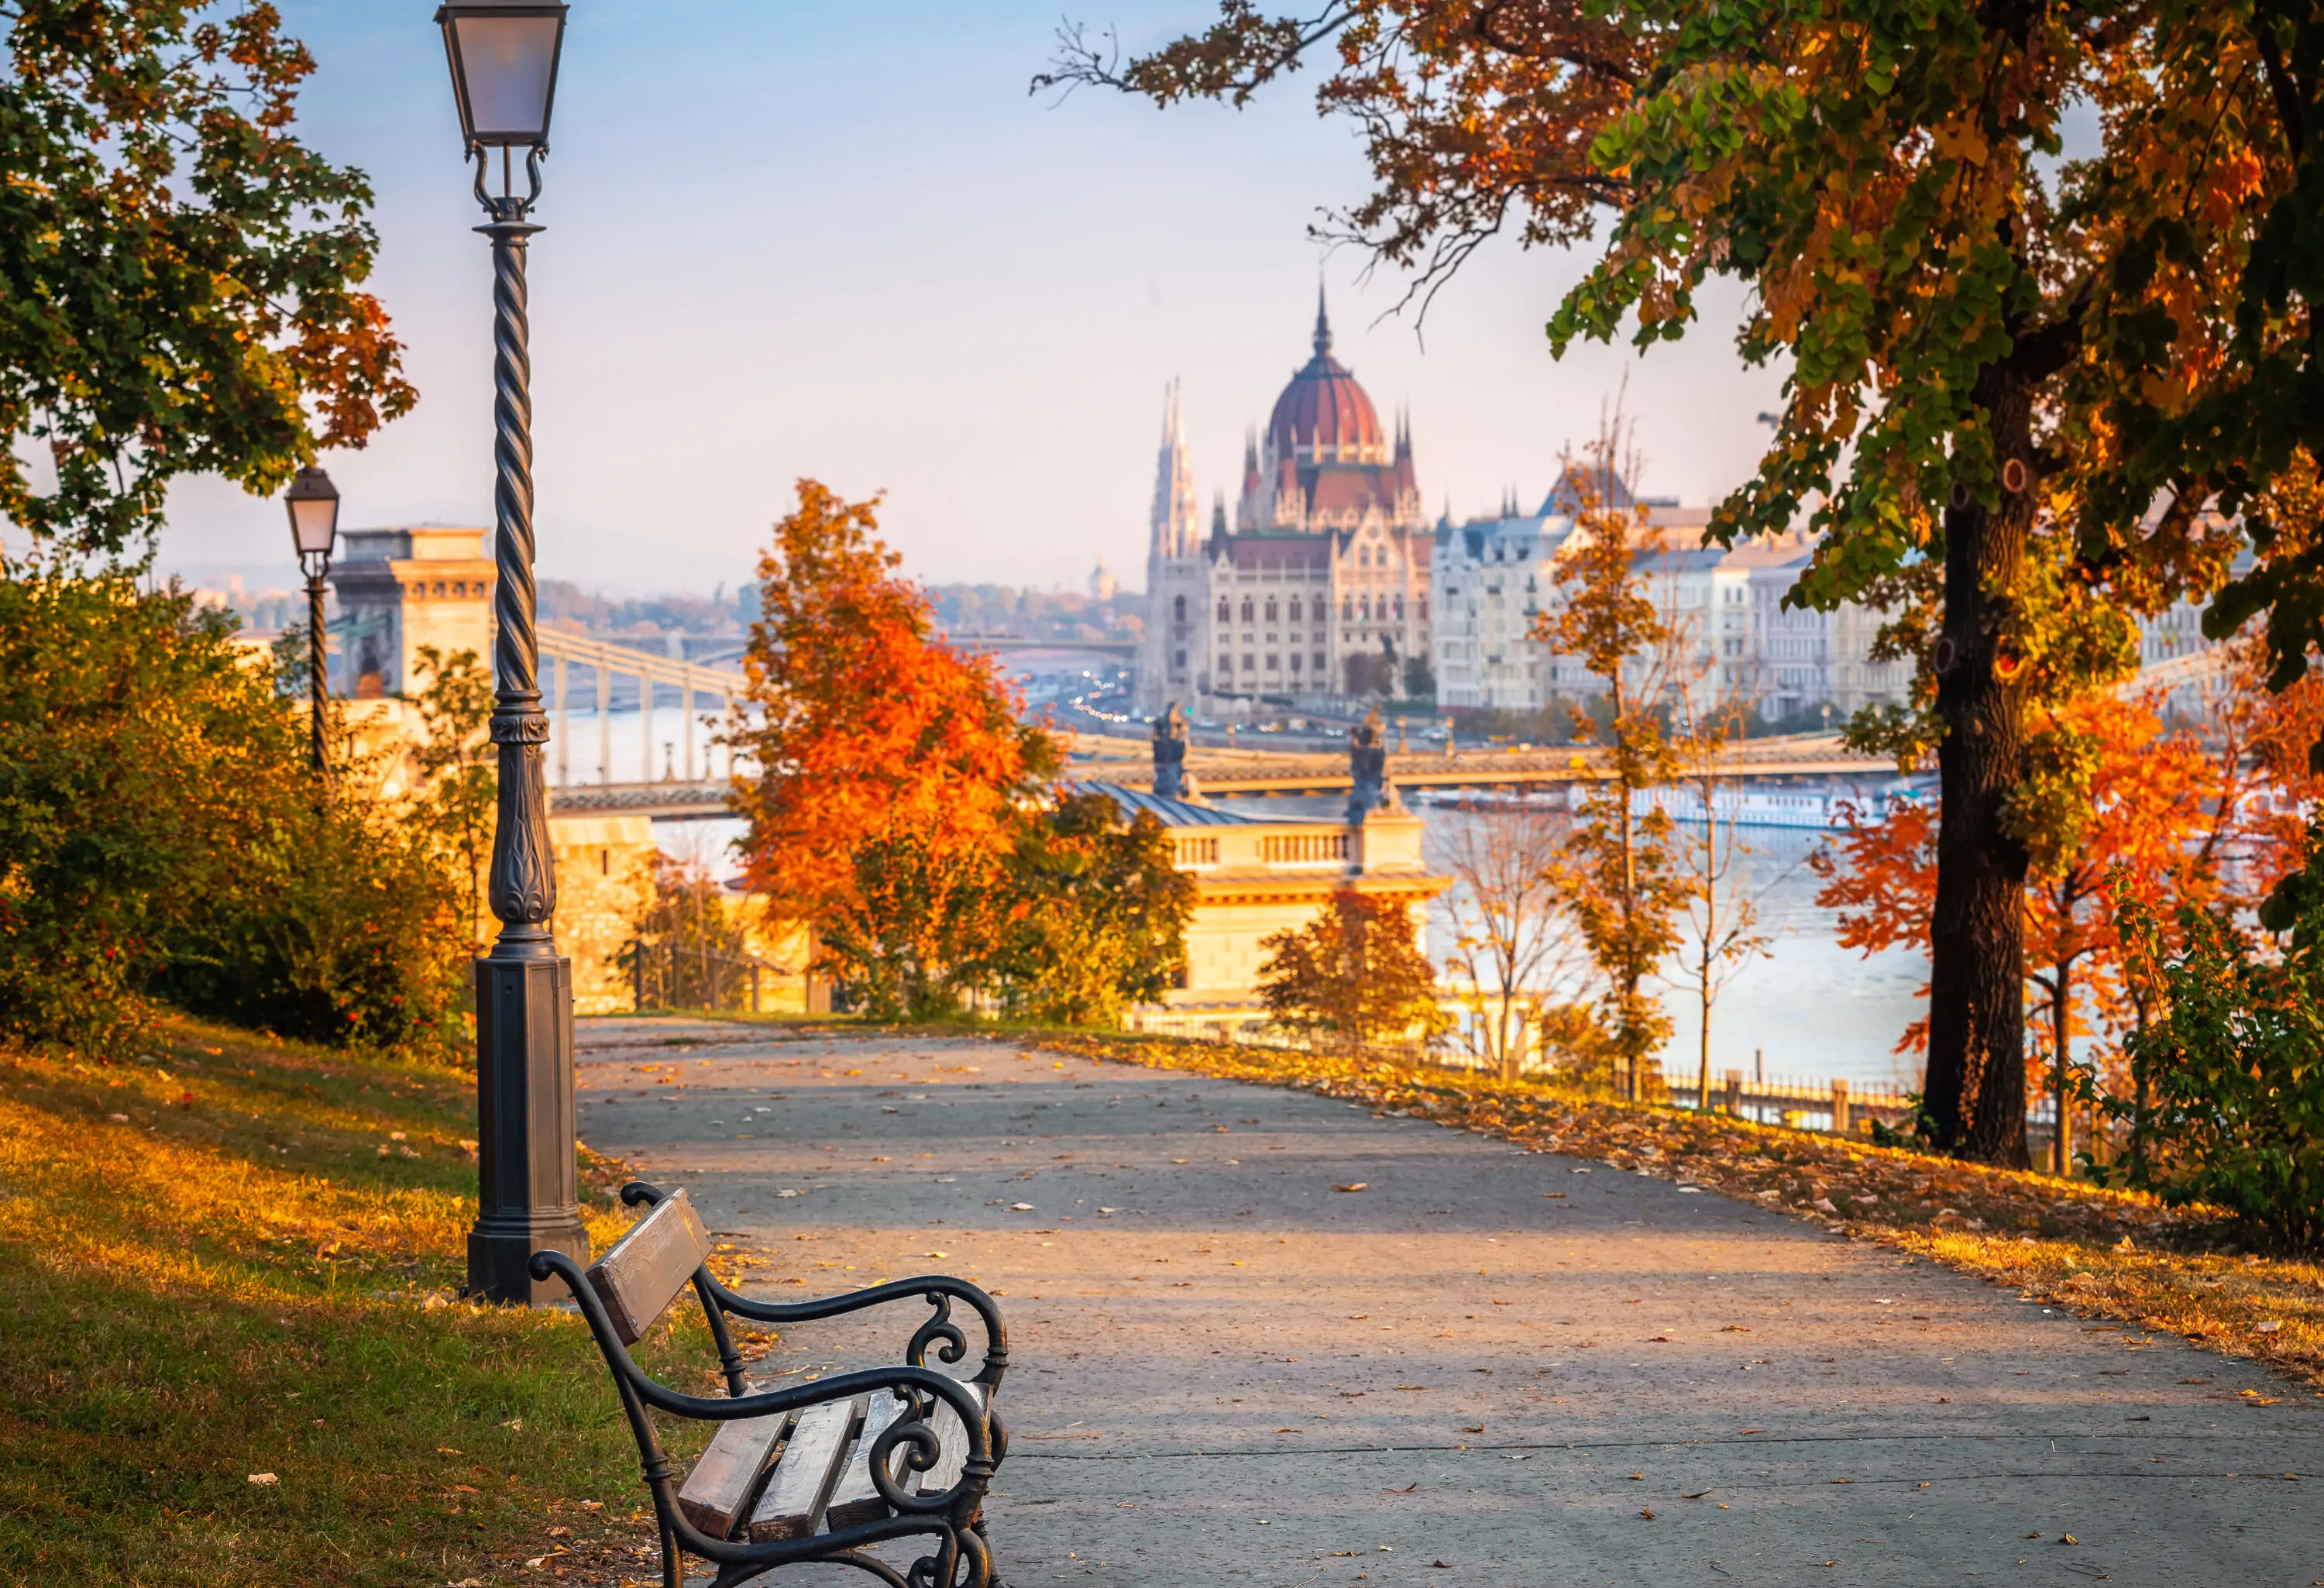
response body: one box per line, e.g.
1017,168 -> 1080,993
1390,405 -> 1418,502
1236,424 -> 1262,530
1149,379 -> 1198,559
1313,277 -> 1333,359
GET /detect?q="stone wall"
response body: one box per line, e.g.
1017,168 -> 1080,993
548,815 -> 658,1014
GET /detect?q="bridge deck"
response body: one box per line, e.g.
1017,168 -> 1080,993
546,735 -> 1890,820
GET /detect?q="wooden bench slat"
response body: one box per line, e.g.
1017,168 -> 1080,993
676,1407 -> 794,1539
585,1188 -> 712,1346
748,1394 -> 864,1543
913,1383 -> 988,1500
823,1390 -> 912,1531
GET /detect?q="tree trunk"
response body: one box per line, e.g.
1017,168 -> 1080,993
1922,372 -> 2034,1169
1698,975 -> 1711,1112
2051,958 -> 2073,1176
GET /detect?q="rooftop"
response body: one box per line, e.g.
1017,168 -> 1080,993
1069,782 -> 1330,829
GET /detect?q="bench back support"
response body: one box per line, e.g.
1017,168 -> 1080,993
586,1186 -> 712,1345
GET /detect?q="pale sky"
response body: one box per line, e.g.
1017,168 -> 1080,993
153,1 -> 1786,597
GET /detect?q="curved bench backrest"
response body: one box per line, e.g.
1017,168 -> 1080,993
586,1186 -> 713,1345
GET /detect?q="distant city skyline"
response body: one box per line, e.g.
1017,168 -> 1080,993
141,2 -> 1783,599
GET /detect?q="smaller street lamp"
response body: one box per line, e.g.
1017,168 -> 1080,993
284,465 -> 342,777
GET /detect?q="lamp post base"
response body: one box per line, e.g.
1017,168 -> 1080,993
466,950 -> 591,1304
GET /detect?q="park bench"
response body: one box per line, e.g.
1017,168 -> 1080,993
530,1181 -> 1010,1588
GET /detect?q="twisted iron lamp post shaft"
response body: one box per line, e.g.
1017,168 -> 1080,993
303,558 -> 328,779
466,164 -> 590,1304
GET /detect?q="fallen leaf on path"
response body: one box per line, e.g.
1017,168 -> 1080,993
2061,1535 -> 2080,1545
1639,1509 -> 1655,1520
1459,1425 -> 1484,1433
1385,1483 -> 1418,1493
1740,1428 -> 1765,1435
1334,1183 -> 1369,1192
1683,1490 -> 1715,1499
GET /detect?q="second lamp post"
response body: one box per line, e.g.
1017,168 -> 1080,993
438,0 -> 588,1303
284,465 -> 341,779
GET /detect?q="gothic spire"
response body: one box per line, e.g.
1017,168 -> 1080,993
1312,277 -> 1333,359
1150,379 -> 1197,559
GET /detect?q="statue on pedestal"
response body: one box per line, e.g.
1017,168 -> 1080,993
1347,706 -> 1396,823
1152,702 -> 1198,800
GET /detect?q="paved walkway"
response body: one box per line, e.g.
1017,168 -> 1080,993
575,1020 -> 2324,1586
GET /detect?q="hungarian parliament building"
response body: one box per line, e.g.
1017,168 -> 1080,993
1133,294 -> 2225,724
1136,294 -> 1919,724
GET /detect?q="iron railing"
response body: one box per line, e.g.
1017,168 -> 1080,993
622,938 -> 792,1014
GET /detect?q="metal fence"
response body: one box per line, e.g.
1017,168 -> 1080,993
623,939 -> 792,1014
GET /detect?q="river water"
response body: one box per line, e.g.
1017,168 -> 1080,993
1209,792 -> 1930,1095
545,687 -> 1927,1091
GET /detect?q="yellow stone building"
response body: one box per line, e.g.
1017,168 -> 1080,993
1079,717 -> 1448,1036
329,527 -> 500,698
318,528 -> 661,1014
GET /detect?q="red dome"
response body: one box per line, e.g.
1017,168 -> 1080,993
1267,291 -> 1386,462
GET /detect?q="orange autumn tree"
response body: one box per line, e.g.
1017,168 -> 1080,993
728,481 -> 1056,1018
1533,431 -> 1689,1098
1813,691 -> 2229,1167
2220,635 -> 2324,909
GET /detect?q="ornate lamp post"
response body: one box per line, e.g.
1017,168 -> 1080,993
438,0 -> 587,1303
284,465 -> 340,777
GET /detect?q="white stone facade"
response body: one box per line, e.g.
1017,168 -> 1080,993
1135,297 -> 1435,717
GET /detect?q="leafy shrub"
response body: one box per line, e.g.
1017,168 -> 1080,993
151,799 -> 469,1054
1258,888 -> 1448,1048
972,792 -> 1193,1026
2108,844 -> 2324,1253
0,570 -> 467,1056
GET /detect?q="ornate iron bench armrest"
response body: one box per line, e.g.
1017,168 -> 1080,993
621,1180 -> 1009,1391
531,1246 -> 1005,1588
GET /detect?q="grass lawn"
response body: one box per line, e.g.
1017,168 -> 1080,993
0,1016 -> 722,1588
